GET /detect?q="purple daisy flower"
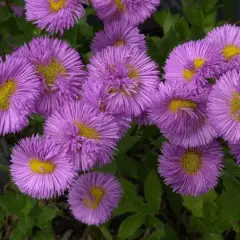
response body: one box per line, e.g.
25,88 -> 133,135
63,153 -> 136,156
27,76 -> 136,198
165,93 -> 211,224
92,0 -> 160,26
149,82 -> 217,147
159,141 -> 223,196
206,24 -> 240,72
84,46 -> 159,118
25,0 -> 87,34
68,172 -> 122,226
134,111 -> 153,126
13,37 -> 86,117
208,69 -> 240,143
0,57 -> 40,135
164,40 -> 223,87
44,101 -> 120,171
11,5 -> 24,17
91,20 -> 146,54
10,135 -> 75,199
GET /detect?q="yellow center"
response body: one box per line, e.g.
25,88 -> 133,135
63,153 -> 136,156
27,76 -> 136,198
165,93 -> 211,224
37,60 -> 66,87
84,187 -> 105,209
183,69 -> 195,81
29,158 -> 55,174
49,0 -> 65,12
230,92 -> 240,120
127,64 -> 139,79
115,40 -> 125,46
0,80 -> 16,110
169,99 -> 197,113
222,45 -> 240,60
76,122 -> 100,140
180,150 -> 202,175
194,58 -> 206,70
114,0 -> 124,12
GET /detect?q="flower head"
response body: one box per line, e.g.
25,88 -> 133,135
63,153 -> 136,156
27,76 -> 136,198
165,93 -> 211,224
10,135 -> 75,199
158,141 -> 223,196
25,0 -> 87,34
149,82 -> 217,147
0,57 -> 40,135
91,0 -> 160,26
206,24 -> 240,72
164,40 -> 223,87
208,69 -> 240,143
91,20 -> 146,54
68,172 -> 122,225
84,46 -> 159,118
14,37 -> 86,117
44,101 -> 120,171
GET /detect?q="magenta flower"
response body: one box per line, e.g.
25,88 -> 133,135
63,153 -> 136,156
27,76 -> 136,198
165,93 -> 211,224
91,0 -> 160,26
25,0 -> 87,34
0,57 -> 40,135
10,135 -> 75,199
91,20 -> 146,54
13,37 -> 86,117
84,46 -> 159,118
164,40 -> 223,87
208,69 -> 240,143
44,101 -> 120,171
68,172 -> 122,225
159,141 -> 223,196
206,24 -> 240,72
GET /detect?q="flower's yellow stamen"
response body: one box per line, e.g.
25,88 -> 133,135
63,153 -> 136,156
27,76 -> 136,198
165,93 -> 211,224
222,45 -> 240,60
115,40 -> 125,46
180,150 -> 202,175
84,187 -> 105,209
37,60 -> 66,87
231,92 -> 240,121
169,99 -> 197,113
183,69 -> 195,81
30,158 -> 55,174
194,58 -> 206,70
114,0 -> 124,12
0,80 -> 16,110
76,122 -> 100,140
126,64 -> 139,80
49,0 -> 66,12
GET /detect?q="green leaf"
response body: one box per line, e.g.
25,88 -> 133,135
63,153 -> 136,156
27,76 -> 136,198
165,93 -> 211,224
33,227 -> 55,240
145,215 -> 162,228
99,226 -> 112,240
117,135 -> 141,154
63,26 -> 78,45
78,19 -> 94,41
97,160 -> 117,174
203,201 -> 218,221
146,229 -> 165,240
35,207 -> 57,229
164,224 -> 178,240
144,170 -> 162,214
174,17 -> 190,41
203,233 -> 224,240
118,213 -> 146,239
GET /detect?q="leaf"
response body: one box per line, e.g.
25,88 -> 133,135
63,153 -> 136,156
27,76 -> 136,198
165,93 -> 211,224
146,229 -> 165,240
144,170 -> 162,214
35,207 -> 57,229
203,233 -> 224,240
99,226 -> 112,240
33,227 -> 55,240
203,201 -> 218,221
117,135 -> 141,154
145,215 -> 162,228
174,17 -> 190,41
63,26 -> 78,45
97,160 -> 117,174
118,213 -> 146,239
164,224 -> 178,240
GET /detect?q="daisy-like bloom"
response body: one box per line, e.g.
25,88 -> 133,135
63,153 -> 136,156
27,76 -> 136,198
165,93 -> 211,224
10,135 -> 75,199
91,20 -> 146,54
91,0 -> 160,26
0,57 -> 40,135
159,141 -> 223,196
25,0 -> 87,34
208,69 -> 240,143
134,111 -> 152,126
14,37 -> 86,117
206,24 -> 240,72
84,46 -> 159,118
164,40 -> 223,87
44,101 -> 120,171
68,172 -> 122,225
149,82 -> 217,147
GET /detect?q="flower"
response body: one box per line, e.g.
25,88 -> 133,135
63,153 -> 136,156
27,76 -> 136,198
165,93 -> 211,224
164,40 -> 223,87
84,46 -> 159,118
230,143 -> 240,165
13,37 -> 86,117
68,172 -> 122,225
149,82 -> 217,147
158,141 -> 223,196
0,57 -> 40,135
208,69 -> 240,143
25,0 -> 87,34
11,5 -> 24,17
91,0 -> 160,26
91,20 -> 146,54
44,101 -> 120,171
10,135 -> 75,199
206,24 -> 240,72
134,111 -> 152,126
